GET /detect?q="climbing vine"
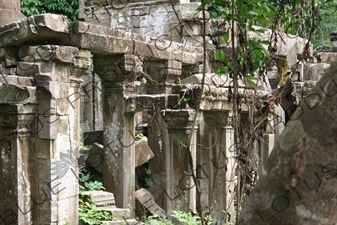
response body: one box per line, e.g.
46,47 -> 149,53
190,0 -> 337,224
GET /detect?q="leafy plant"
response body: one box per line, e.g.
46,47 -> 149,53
135,133 -> 148,142
79,169 -> 112,224
171,210 -> 213,225
144,214 -> 174,225
144,168 -> 154,187
79,195 -> 113,225
79,169 -> 105,191
21,0 -> 79,21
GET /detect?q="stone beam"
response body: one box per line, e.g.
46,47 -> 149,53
0,14 -> 69,47
0,14 -> 203,65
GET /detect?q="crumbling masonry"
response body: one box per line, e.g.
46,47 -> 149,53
0,0 -> 337,224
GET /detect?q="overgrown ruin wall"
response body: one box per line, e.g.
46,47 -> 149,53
0,0 -> 337,224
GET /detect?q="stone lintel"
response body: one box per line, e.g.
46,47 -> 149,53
1,14 -> 203,64
0,14 -> 69,47
163,109 -> 200,132
19,45 -> 79,64
57,21 -> 134,54
203,110 -> 230,129
126,94 -> 168,112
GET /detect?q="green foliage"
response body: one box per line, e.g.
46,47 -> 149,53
79,169 -> 105,191
144,168 -> 154,187
135,133 -> 148,142
21,0 -> 79,21
79,195 -> 113,225
84,181 -> 106,191
171,210 -> 212,225
79,169 -> 112,224
312,1 -> 337,50
144,214 -> 174,225
140,77 -> 148,84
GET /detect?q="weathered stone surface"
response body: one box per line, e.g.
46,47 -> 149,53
19,45 -> 79,63
83,130 -> 104,145
0,14 -> 69,47
0,47 -> 20,66
99,207 -> 131,220
0,9 -> 25,27
316,52 -> 337,64
303,62 -> 330,81
181,73 -> 230,87
86,142 -> 104,174
179,2 -> 210,21
135,188 -> 165,216
82,190 -> 116,207
0,84 -> 35,104
135,140 -> 155,167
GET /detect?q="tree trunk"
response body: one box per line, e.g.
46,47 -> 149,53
238,62 -> 337,225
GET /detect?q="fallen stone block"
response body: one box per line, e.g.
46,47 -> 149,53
98,207 -> 131,220
81,190 -> 116,208
86,142 -> 104,174
135,140 -> 155,167
135,188 -> 165,217
83,130 -> 104,145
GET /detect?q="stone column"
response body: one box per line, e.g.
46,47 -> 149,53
17,45 -> 90,225
0,0 -> 25,26
203,110 -> 235,224
93,54 -> 141,211
0,104 -> 36,225
146,59 -> 181,211
164,109 -> 200,213
196,116 -> 210,216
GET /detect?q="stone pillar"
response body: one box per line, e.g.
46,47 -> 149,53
147,109 -> 171,210
17,45 -> 90,224
0,0 -> 25,26
164,109 -> 200,213
93,54 -> 141,211
203,110 -> 235,224
146,59 -> 181,212
0,104 -> 35,225
196,116 -> 210,216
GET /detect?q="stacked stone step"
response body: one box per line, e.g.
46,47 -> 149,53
81,190 -> 142,224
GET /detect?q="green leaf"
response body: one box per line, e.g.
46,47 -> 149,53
216,66 -> 229,75
223,32 -> 230,43
214,52 -> 227,63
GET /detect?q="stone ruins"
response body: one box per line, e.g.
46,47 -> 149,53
0,0 -> 336,224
